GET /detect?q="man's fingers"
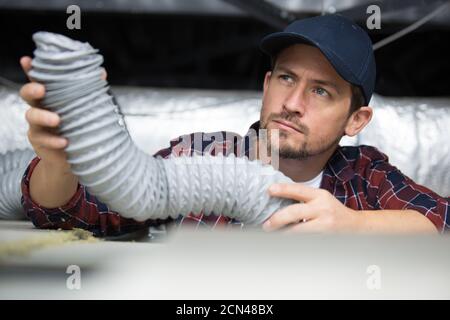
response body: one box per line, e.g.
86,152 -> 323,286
101,68 -> 107,80
20,83 -> 46,106
268,183 -> 320,202
25,107 -> 60,128
20,56 -> 35,82
262,203 -> 316,231
20,56 -> 32,74
27,128 -> 67,149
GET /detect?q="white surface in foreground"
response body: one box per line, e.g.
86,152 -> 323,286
1,221 -> 449,299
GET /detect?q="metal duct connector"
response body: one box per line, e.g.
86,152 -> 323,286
23,31 -> 294,225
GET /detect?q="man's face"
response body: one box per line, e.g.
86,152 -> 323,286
260,44 -> 353,160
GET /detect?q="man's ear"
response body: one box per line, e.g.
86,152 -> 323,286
263,71 -> 272,97
344,106 -> 373,137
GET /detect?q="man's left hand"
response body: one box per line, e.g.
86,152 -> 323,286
263,183 -> 360,233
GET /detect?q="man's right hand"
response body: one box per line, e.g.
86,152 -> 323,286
20,56 -> 71,172
20,56 -> 79,208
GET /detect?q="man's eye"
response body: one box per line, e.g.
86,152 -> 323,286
313,87 -> 329,97
279,74 -> 294,84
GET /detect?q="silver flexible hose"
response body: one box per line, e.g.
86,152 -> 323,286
15,32 -> 294,225
0,149 -> 36,219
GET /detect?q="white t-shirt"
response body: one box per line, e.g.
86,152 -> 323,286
301,171 -> 323,189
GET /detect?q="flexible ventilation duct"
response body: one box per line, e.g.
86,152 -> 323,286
2,32 -> 295,225
0,149 -> 35,219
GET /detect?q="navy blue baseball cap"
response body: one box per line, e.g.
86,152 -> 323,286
260,14 -> 376,105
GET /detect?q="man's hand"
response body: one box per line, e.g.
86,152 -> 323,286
19,56 -> 109,208
263,183 -> 439,234
20,56 -> 107,171
263,183 -> 360,233
20,56 -> 71,171
18,56 -> 107,207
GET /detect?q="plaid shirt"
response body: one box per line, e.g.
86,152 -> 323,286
21,121 -> 449,236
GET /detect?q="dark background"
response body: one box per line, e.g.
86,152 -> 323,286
0,7 -> 449,97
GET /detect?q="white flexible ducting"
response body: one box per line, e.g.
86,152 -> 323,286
0,149 -> 36,219
22,31 -> 294,225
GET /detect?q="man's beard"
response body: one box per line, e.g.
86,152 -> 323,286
260,110 -> 342,160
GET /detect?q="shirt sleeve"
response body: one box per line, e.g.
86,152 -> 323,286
21,155 -> 170,237
373,160 -> 449,233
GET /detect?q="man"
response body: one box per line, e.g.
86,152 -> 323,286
19,14 -> 448,236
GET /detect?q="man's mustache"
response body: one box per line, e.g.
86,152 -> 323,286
265,112 -> 309,135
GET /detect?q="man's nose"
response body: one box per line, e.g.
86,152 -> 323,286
283,84 -> 307,116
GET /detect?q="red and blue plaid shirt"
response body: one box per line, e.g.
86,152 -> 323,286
21,121 -> 449,236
